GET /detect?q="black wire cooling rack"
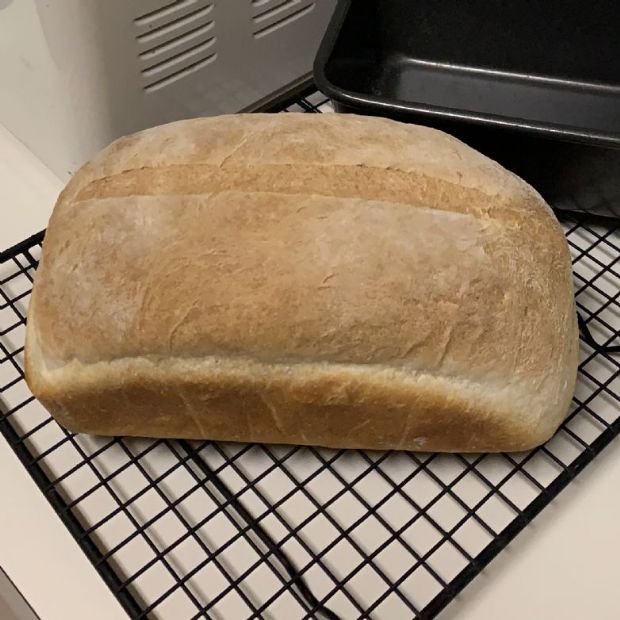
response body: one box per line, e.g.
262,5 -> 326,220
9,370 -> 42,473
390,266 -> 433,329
1,89 -> 620,620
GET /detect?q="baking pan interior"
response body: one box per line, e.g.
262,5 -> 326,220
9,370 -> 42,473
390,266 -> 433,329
322,0 -> 620,139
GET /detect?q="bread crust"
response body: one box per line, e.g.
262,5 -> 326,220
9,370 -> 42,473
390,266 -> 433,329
25,113 -> 578,452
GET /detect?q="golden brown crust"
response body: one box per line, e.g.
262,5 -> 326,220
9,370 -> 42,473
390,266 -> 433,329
25,113 -> 578,452
25,348 -> 573,453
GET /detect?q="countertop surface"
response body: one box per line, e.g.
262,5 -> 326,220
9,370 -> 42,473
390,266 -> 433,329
1,120 -> 620,620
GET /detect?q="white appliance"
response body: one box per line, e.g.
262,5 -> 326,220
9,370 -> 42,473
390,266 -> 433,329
0,0 -> 336,180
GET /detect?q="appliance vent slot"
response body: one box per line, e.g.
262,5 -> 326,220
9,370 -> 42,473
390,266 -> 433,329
135,0 -> 197,26
143,52 -> 217,92
135,0 -> 217,92
251,0 -> 315,38
135,0 -> 212,33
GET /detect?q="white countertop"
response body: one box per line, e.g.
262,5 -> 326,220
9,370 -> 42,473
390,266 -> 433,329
2,121 -> 620,620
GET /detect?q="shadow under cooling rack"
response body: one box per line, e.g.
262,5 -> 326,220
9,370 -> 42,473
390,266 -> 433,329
1,90 -> 620,620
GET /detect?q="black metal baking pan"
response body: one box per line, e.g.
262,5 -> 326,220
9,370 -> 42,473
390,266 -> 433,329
314,0 -> 620,219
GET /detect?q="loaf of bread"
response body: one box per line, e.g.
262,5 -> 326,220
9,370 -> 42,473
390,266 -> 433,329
25,113 -> 578,452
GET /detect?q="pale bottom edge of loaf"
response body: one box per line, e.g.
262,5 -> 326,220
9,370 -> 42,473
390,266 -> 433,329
25,347 -> 571,453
